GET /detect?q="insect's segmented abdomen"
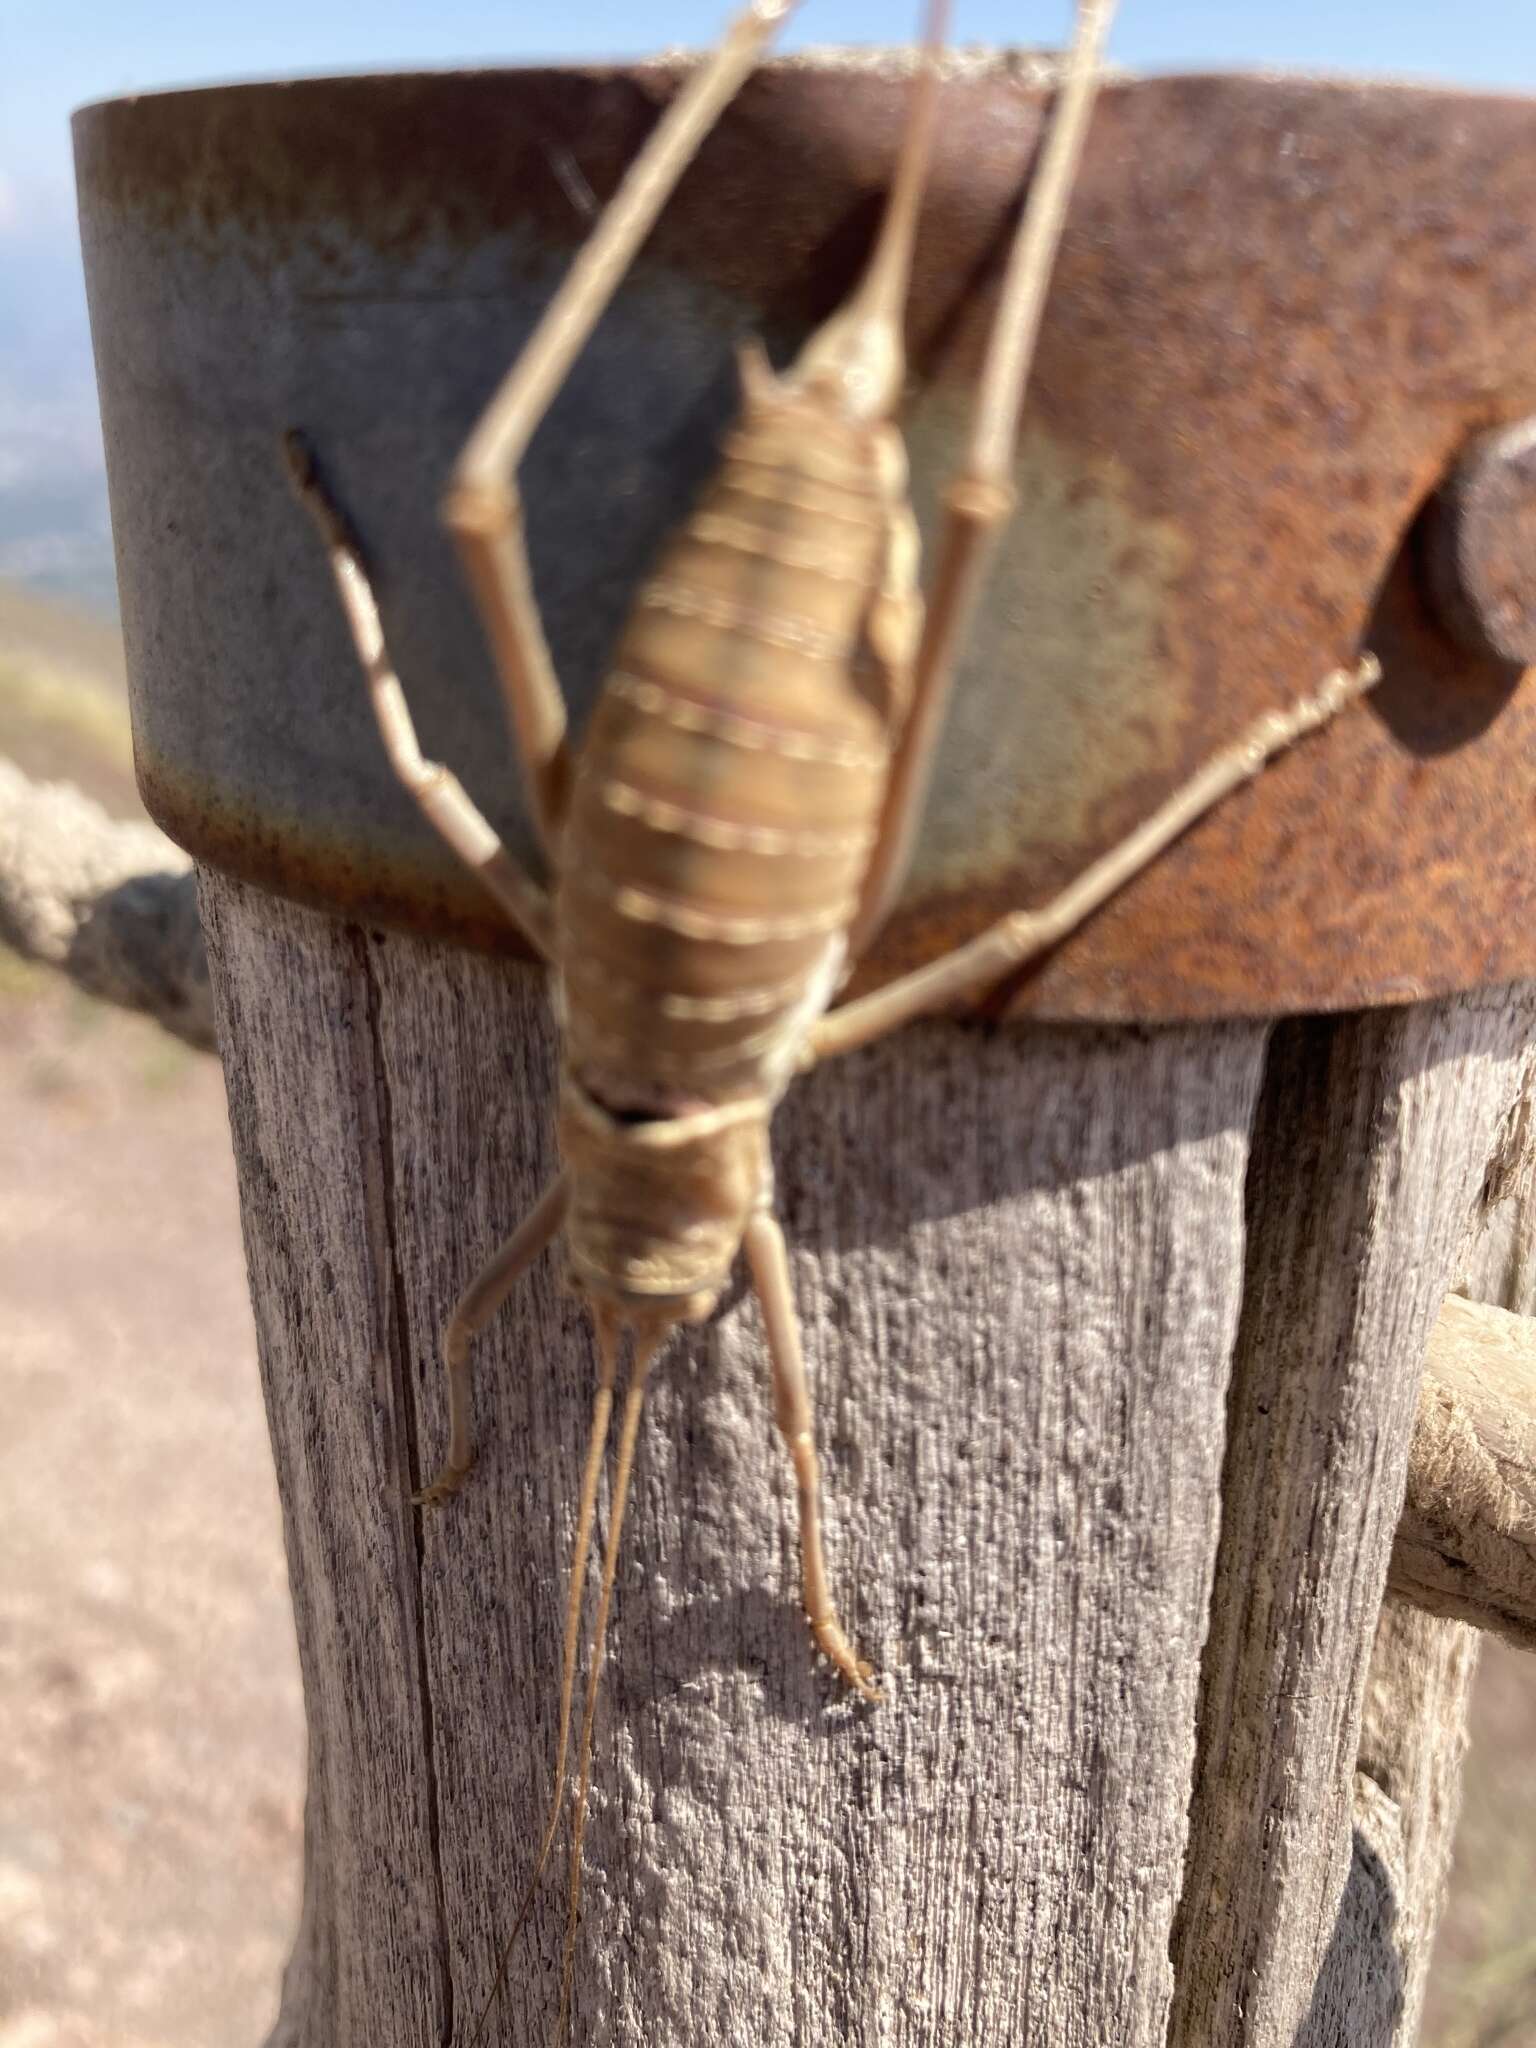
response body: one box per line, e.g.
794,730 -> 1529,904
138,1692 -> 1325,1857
556,385 -> 914,1115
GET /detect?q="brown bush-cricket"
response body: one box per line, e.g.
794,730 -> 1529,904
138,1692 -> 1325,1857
282,0 -> 1380,2031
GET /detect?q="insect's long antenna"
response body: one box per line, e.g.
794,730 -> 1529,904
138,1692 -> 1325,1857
789,0 -> 950,415
465,1309 -> 622,2048
556,1324 -> 665,2046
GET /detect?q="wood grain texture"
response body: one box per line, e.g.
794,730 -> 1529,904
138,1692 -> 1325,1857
196,875 -> 456,2048
1170,989 -> 1536,2048
198,865 -> 1271,2048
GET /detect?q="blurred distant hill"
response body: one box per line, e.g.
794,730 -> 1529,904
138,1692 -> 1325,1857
0,572 -> 136,816
0,206 -> 118,617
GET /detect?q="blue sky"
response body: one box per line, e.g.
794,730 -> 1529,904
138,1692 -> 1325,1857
1,0 -> 1533,610
5,0 -> 1536,217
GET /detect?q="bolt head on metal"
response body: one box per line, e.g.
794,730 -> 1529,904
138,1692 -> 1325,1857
1424,417 -> 1536,668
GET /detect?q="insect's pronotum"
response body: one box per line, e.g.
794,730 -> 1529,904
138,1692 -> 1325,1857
284,0 -> 1379,2030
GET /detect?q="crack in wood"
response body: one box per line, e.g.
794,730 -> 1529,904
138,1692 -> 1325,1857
355,928 -> 459,2048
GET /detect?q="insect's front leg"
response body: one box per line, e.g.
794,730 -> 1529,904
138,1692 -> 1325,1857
444,0 -> 801,856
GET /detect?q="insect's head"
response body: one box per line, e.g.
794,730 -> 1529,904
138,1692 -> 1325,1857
782,306 -> 907,426
557,1081 -> 769,1325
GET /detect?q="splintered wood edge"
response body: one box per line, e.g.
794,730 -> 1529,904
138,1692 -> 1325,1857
1391,1293 -> 1536,1652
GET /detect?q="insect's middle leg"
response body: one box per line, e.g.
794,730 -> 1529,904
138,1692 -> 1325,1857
743,1207 -> 881,1703
414,1174 -> 570,1507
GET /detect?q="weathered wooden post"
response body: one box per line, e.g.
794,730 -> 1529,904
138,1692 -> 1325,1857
75,57 -> 1536,2048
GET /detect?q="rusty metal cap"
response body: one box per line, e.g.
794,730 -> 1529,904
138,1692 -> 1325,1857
73,61 -> 1536,1022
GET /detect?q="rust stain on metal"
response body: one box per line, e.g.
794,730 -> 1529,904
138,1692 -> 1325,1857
75,64 -> 1536,1022
908,405 -> 1195,896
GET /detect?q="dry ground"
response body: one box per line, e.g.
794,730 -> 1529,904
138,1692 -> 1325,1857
0,586 -> 1530,2046
0,590 -> 303,2046
0,963 -> 301,2048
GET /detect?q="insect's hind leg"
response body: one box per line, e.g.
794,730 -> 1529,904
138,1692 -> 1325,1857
809,653 -> 1382,1066
743,1207 -> 882,1703
282,431 -> 554,958
444,0 -> 800,856
414,1174 -> 571,1507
